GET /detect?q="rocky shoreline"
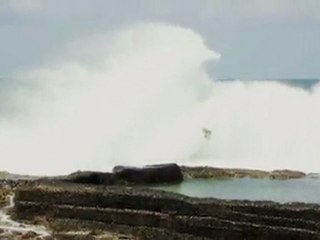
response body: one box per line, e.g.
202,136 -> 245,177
181,166 -> 307,180
0,164 -> 318,239
13,181 -> 320,239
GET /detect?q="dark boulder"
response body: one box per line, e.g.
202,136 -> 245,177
63,171 -> 117,185
40,164 -> 183,186
113,163 -> 183,184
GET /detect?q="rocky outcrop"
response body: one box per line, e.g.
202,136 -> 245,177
113,163 -> 183,184
0,165 -> 306,189
14,182 -> 320,239
62,171 -> 118,185
181,166 -> 306,179
269,169 -> 307,179
43,163 -> 184,186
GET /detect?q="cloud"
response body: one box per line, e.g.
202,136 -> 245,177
8,0 -> 43,13
200,0 -> 320,20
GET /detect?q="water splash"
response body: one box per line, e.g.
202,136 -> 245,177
0,23 -> 319,174
0,194 -> 51,238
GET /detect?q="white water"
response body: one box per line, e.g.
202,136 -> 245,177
0,195 -> 51,237
0,23 -> 319,175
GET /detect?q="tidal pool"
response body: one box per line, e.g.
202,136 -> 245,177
154,175 -> 320,203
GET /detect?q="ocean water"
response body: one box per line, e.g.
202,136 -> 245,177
154,176 -> 320,203
218,78 -> 320,91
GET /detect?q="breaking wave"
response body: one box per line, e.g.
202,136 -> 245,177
0,23 -> 319,174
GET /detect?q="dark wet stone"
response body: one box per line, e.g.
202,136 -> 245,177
63,171 -> 117,185
113,163 -> 183,184
21,230 -> 38,239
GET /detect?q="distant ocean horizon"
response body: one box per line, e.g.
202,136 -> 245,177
216,78 -> 320,91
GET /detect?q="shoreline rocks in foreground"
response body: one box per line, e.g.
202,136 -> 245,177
0,164 -> 316,239
13,181 -> 320,239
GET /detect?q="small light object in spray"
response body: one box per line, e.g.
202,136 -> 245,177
202,128 -> 212,141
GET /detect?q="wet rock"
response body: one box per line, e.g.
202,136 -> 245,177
64,163 -> 184,186
113,163 -> 183,184
63,171 -> 117,185
0,187 -> 11,207
40,236 -> 54,240
21,230 -> 38,239
14,182 -> 320,239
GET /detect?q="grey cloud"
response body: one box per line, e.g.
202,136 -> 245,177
0,0 -> 319,79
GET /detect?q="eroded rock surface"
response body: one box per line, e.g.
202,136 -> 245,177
0,165 -> 313,239
13,181 -> 320,240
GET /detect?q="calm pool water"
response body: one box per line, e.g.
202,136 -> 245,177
154,176 -> 320,203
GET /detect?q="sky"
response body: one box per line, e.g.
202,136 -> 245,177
0,0 -> 319,79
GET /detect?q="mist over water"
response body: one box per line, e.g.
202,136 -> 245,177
0,23 -> 319,175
